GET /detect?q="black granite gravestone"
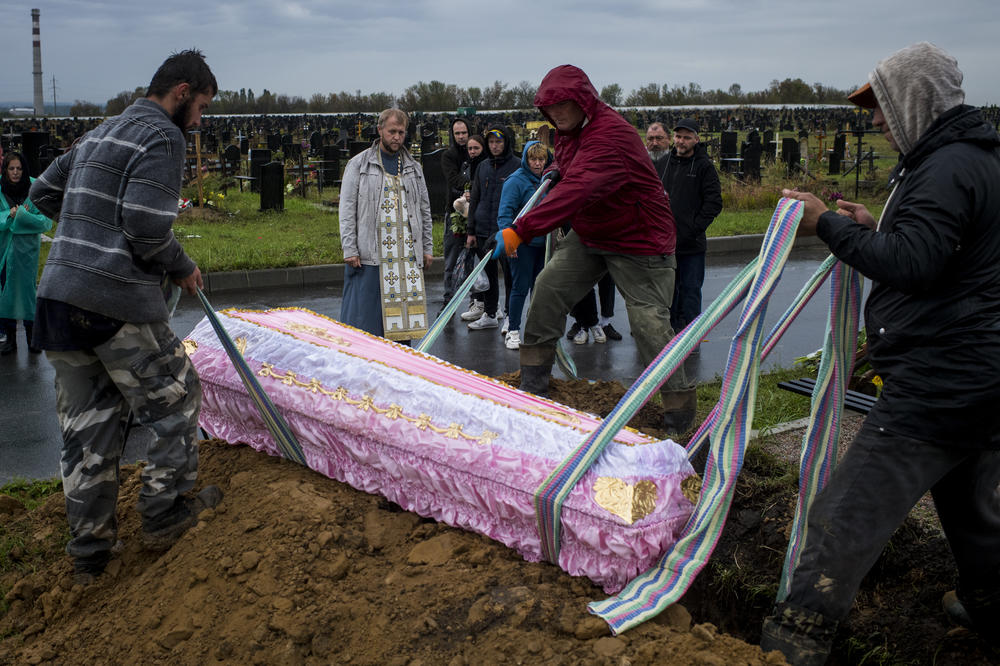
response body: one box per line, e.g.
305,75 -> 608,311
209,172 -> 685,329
741,131 -> 762,182
349,141 -> 370,157
763,129 -> 777,162
20,131 -> 50,178
321,145 -> 341,186
266,134 -> 281,152
259,161 -> 284,212
829,133 -> 846,175
249,149 -> 271,193
420,148 -> 447,219
781,137 -> 800,176
223,145 -> 241,175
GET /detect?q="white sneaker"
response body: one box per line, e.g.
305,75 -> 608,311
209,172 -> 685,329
572,327 -> 588,345
589,325 -> 607,343
460,300 -> 485,321
468,313 -> 499,330
504,330 -> 520,350
500,316 -> 510,335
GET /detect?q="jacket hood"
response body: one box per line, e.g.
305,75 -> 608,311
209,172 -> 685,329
519,140 -> 553,173
534,65 -> 605,126
485,123 -> 516,161
868,42 -> 965,155
898,104 -> 1000,173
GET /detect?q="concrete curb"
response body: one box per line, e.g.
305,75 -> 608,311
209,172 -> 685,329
749,416 -> 812,441
201,233 -> 827,295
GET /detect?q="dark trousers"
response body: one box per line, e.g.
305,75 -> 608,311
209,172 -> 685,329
473,238 -> 499,317
766,419 -> 1000,656
570,273 -> 616,328
671,252 -> 706,332
1,317 -> 32,341
442,231 -> 463,301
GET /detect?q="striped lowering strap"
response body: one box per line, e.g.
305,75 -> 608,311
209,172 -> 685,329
196,288 -> 308,466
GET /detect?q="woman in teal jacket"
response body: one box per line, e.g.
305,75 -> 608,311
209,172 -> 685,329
0,152 -> 53,355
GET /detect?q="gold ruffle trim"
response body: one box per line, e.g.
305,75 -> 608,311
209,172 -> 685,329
257,362 -> 499,447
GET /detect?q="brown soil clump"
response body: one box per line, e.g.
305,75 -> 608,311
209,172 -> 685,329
1,377 -> 994,665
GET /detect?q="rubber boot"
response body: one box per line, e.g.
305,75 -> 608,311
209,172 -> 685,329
760,602 -> 837,666
519,365 -> 552,398
660,387 -> 698,436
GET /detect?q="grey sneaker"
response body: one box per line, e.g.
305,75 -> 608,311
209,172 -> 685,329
460,300 -> 485,321
589,325 -> 607,343
142,485 -> 223,551
572,327 -> 588,345
468,313 -> 498,330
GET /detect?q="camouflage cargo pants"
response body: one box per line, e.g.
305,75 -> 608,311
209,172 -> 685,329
47,321 -> 201,560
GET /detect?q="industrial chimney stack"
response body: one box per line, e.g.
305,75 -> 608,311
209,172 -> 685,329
32,8 -> 44,117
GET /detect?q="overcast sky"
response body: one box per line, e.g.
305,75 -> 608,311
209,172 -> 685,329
2,0 -> 997,108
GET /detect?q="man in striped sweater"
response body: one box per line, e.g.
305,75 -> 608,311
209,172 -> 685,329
29,50 -> 221,585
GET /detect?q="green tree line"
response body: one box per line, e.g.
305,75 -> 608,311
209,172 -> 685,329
70,76 -> 857,117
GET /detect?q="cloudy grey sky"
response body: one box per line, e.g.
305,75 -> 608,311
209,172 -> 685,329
2,0 -> 997,108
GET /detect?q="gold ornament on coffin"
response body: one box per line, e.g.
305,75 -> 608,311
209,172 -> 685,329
592,477 -> 658,524
681,474 -> 702,505
183,339 -> 198,356
234,336 -> 248,355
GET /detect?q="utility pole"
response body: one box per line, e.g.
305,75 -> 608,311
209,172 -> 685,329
51,75 -> 58,115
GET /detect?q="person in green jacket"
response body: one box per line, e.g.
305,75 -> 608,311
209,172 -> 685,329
0,152 -> 52,355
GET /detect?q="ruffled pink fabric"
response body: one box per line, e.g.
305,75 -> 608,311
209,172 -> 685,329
188,308 -> 695,593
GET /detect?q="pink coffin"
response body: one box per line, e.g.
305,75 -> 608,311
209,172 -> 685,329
185,308 -> 695,593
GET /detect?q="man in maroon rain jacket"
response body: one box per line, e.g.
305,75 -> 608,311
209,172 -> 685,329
494,64 -> 696,433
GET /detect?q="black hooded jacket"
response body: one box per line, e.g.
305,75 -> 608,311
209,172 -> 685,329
467,124 -> 518,238
817,104 -> 1000,446
441,118 -> 472,211
652,142 -> 722,255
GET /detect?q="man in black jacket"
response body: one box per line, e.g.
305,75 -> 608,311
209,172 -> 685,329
649,119 -> 722,333
761,42 -> 1000,665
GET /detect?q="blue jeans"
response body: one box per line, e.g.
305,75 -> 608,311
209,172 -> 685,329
671,252 -> 706,332
508,244 -> 545,332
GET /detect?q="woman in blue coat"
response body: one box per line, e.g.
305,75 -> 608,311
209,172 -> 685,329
496,141 -> 551,349
0,152 -> 53,355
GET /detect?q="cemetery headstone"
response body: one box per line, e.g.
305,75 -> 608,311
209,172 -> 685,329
223,145 -> 241,175
321,145 -> 341,186
741,131 -> 762,182
781,137 -> 801,176
266,134 -> 281,152
259,161 -> 284,212
20,131 -> 50,178
249,149 -> 271,193
829,133 -> 847,175
763,129 -> 777,162
349,141 -> 370,158
420,149 -> 447,218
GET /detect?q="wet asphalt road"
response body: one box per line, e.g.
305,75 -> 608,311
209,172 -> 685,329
1,247 -> 843,483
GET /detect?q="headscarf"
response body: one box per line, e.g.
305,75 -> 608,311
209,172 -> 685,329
1,152 -> 30,207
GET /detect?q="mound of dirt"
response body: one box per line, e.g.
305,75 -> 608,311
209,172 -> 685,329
1,377 -> 994,665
